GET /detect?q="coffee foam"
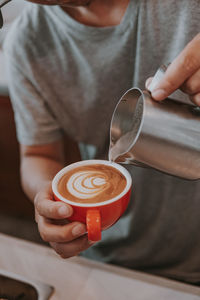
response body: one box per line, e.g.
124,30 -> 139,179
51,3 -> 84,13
57,164 -> 127,204
67,170 -> 108,199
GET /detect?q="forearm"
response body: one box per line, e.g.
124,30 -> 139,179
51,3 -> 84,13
21,155 -> 64,202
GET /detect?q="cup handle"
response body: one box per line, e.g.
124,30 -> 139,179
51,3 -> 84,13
86,210 -> 101,242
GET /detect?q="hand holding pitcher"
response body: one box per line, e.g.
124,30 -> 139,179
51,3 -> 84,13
109,65 -> 200,180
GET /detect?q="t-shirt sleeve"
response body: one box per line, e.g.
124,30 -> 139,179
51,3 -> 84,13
4,54 -> 63,146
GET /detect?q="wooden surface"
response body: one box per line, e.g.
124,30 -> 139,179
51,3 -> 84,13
0,233 -> 199,300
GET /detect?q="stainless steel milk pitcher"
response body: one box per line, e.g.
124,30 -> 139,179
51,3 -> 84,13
109,65 -> 200,180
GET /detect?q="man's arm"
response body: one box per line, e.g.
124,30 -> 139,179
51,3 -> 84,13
20,139 -> 92,258
20,140 -> 65,201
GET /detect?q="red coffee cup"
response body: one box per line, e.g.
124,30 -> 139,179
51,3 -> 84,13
52,160 -> 132,242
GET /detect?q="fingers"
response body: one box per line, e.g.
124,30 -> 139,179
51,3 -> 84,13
34,183 -> 94,259
181,68 -> 200,95
189,93 -> 200,106
150,33 -> 200,101
37,217 -> 86,243
146,71 -> 200,106
180,68 -> 200,105
37,213 -> 92,258
34,186 -> 73,220
50,235 -> 92,259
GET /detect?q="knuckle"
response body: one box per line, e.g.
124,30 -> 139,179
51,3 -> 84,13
183,71 -> 200,94
48,204 -> 57,216
184,81 -> 197,94
57,229 -> 69,242
36,203 -> 43,214
180,54 -> 198,73
40,231 -> 49,242
34,195 -> 44,213
163,77 -> 177,90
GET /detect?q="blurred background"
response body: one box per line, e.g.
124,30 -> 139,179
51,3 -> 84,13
0,0 -> 42,243
0,0 -> 80,244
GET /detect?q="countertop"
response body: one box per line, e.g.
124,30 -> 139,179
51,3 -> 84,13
0,233 -> 199,299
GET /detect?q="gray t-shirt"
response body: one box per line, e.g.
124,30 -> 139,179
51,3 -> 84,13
4,0 -> 200,284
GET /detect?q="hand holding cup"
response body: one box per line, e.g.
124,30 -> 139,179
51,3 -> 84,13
34,182 -> 92,259
52,160 -> 132,242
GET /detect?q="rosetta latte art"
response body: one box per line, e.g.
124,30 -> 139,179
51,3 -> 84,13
67,171 -> 109,199
58,164 -> 127,204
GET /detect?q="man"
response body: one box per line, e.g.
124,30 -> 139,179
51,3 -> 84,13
3,0 -> 200,284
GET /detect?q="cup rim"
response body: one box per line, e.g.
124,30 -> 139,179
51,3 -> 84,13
52,159 -> 132,207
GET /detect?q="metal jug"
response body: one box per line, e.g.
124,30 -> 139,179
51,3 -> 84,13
109,65 -> 200,180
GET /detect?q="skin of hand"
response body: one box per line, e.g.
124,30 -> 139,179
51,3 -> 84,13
145,33 -> 200,106
20,140 -> 93,258
34,183 -> 93,258
18,0 -> 129,259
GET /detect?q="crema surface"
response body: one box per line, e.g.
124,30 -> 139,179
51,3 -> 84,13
58,164 -> 126,203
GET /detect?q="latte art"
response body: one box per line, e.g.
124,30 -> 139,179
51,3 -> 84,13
67,171 -> 109,199
58,164 -> 127,204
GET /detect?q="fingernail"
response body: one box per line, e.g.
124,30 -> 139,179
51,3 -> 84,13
145,78 -> 152,89
58,206 -> 69,217
72,224 -> 86,236
151,89 -> 167,100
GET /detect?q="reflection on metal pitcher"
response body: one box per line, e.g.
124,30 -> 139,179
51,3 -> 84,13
109,66 -> 200,180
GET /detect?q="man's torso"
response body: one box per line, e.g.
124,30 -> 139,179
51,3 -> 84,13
4,0 -> 200,283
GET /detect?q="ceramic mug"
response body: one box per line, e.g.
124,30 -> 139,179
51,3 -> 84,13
52,160 -> 132,241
